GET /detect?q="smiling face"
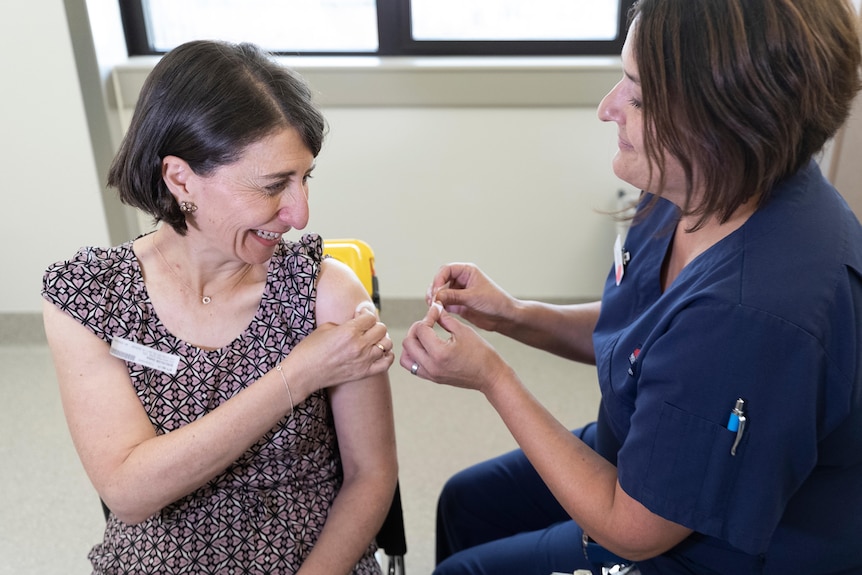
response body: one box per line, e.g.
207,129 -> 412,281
175,126 -> 317,264
597,23 -> 690,206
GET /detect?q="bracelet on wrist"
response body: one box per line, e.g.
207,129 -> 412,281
275,363 -> 294,412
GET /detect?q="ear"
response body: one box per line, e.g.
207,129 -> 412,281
161,155 -> 194,202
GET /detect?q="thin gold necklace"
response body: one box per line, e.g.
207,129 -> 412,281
151,234 -> 253,305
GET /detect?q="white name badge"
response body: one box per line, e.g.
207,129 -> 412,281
614,234 -> 625,286
614,233 -> 632,286
110,337 -> 180,375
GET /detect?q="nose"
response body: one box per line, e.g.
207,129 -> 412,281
597,79 -> 623,123
277,186 -> 310,230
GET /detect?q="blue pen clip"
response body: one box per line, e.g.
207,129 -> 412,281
726,398 -> 746,456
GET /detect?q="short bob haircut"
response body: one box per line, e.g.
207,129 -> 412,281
630,0 -> 861,230
108,40 -> 327,235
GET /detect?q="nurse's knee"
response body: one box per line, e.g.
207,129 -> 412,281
437,468 -> 471,521
438,464 -> 489,512
432,549 -> 484,575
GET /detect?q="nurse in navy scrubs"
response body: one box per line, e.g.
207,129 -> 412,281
400,1 -> 862,573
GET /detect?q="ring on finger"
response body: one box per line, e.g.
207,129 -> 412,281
376,343 -> 387,353
410,362 -> 420,375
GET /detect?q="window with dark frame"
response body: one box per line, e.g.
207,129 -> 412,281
119,0 -> 635,57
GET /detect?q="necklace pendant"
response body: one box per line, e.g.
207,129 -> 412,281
201,295 -> 212,305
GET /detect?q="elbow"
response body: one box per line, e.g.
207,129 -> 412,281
99,488 -> 161,526
596,540 -> 670,564
342,457 -> 399,509
385,458 -> 399,489
113,511 -> 153,526
358,459 -> 399,500
595,529 -> 691,563
352,448 -> 398,491
616,546 -> 668,563
102,503 -> 157,526
590,490 -> 692,561
102,498 -> 159,525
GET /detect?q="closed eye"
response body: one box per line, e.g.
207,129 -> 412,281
264,180 -> 289,194
261,164 -> 315,195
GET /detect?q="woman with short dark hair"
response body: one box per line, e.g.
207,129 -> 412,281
43,40 -> 397,574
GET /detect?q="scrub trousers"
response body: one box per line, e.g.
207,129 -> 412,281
433,423 -> 601,575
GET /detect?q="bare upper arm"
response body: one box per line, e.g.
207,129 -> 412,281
314,259 -> 397,476
315,257 -> 373,325
42,299 -> 157,491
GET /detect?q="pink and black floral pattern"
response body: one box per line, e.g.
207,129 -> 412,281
43,233 -> 380,574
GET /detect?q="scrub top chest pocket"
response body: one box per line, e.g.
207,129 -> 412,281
639,402 -> 747,528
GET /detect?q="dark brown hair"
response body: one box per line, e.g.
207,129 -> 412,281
108,40 -> 327,235
630,0 -> 861,229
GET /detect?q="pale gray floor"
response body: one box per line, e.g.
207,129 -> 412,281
0,303 -> 601,575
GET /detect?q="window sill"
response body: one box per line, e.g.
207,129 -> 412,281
111,55 -> 622,109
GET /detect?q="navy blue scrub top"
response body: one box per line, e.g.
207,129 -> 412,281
592,161 -> 862,574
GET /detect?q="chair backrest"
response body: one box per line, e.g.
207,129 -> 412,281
323,238 -> 381,310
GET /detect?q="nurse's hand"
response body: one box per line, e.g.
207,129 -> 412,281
400,302 -> 514,394
426,263 -> 519,335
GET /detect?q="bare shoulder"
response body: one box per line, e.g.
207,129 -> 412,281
315,257 -> 374,325
42,297 -> 101,348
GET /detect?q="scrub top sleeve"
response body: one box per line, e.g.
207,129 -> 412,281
616,301 -> 828,555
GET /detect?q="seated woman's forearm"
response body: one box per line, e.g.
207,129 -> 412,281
297,465 -> 398,575
99,365 -> 308,523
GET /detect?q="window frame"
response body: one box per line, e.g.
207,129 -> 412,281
118,0 -> 635,57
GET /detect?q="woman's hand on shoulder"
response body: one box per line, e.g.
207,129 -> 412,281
288,258 -> 394,388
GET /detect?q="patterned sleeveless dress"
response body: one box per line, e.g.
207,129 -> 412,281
42,233 -> 381,574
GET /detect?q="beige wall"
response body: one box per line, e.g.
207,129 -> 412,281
830,1 -> 862,217
0,1 -> 110,314
830,93 -> 862,219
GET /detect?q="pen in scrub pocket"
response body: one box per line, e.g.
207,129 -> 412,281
727,398 -> 746,456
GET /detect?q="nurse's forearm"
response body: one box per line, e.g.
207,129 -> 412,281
497,300 -> 600,364
483,369 -> 691,560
